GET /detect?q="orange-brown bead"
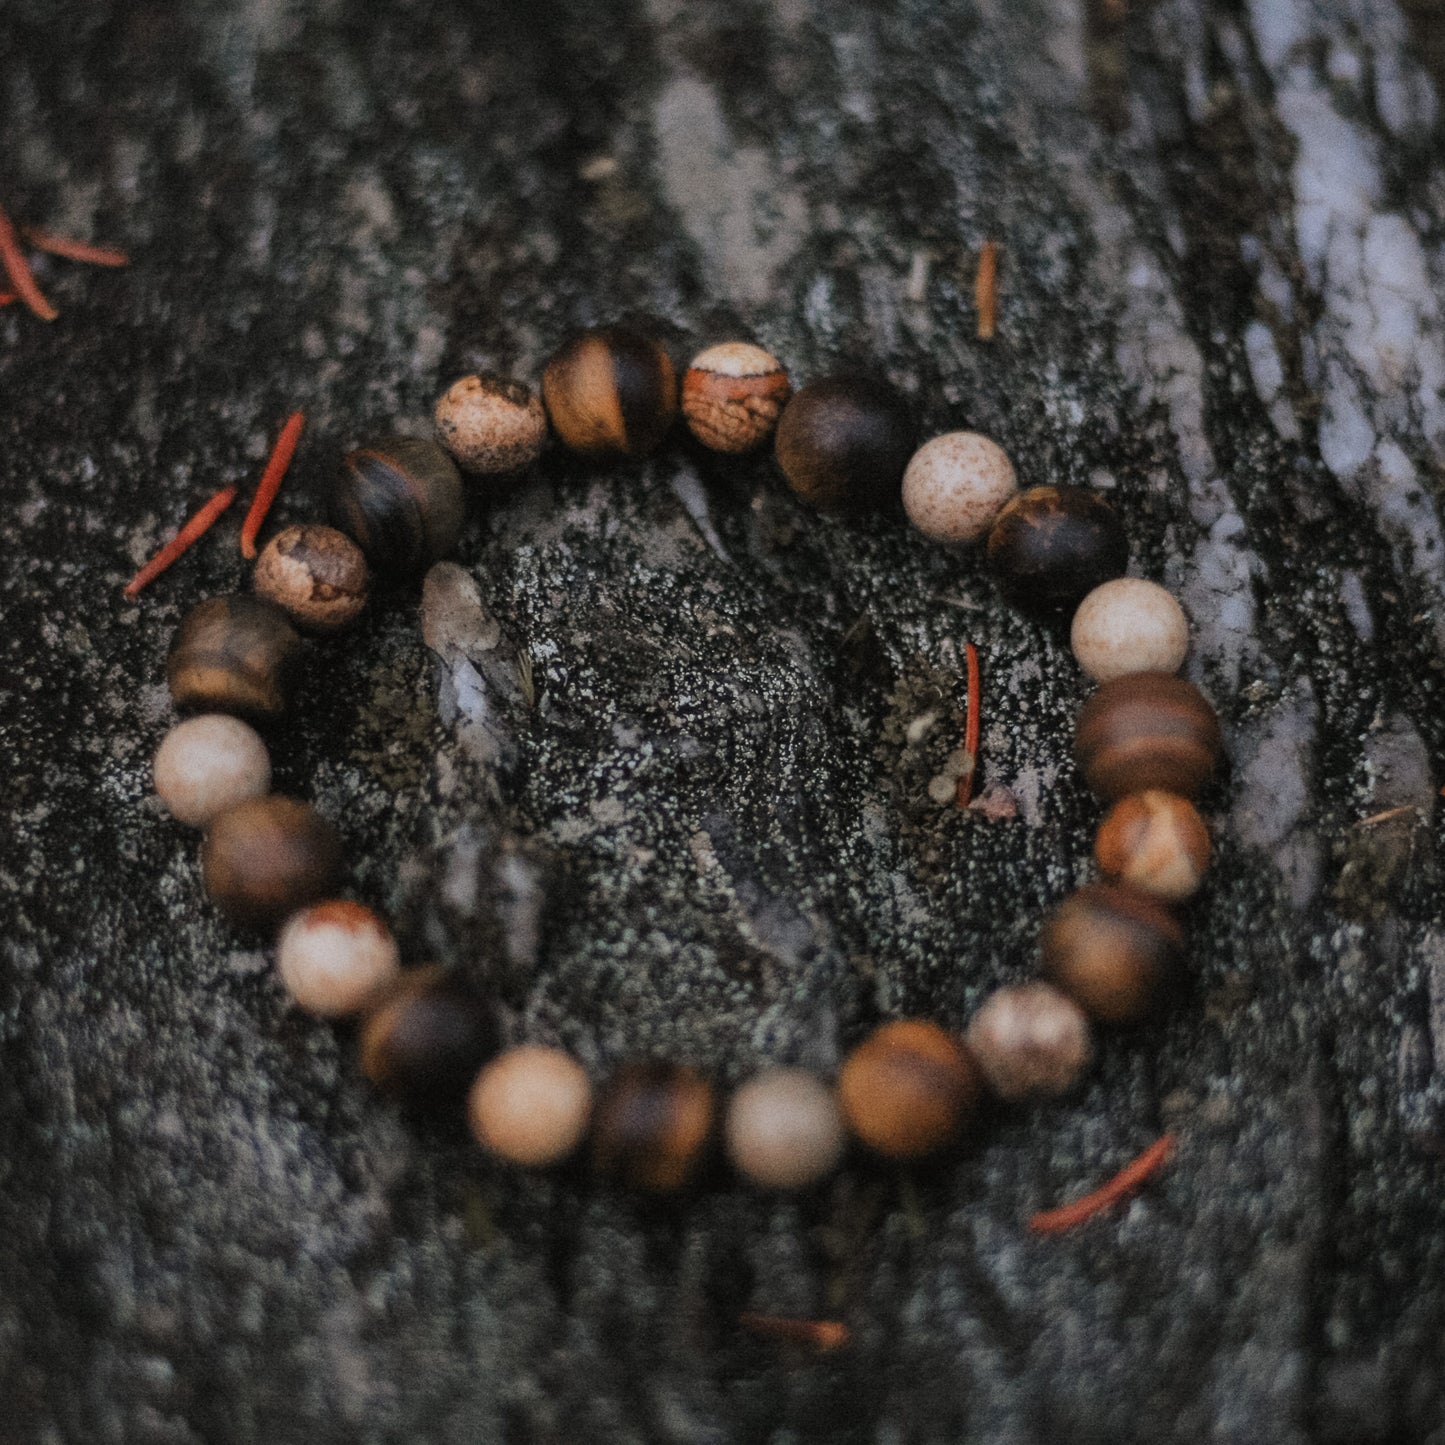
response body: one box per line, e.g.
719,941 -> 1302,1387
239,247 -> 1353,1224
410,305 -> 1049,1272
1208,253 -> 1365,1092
201,795 -> 343,929
1095,790 -> 1212,901
837,1020 -> 982,1159
542,327 -> 677,459
591,1062 -> 715,1193
681,342 -> 791,454
1075,671 -> 1222,803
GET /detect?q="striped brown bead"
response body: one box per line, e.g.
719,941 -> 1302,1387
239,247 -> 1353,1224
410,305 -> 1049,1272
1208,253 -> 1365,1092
591,1062 -> 715,1193
330,437 -> 465,579
1075,671 -> 1222,803
986,485 -> 1128,613
542,327 -> 678,460
359,966 -> 497,1102
774,375 -> 914,511
167,594 -> 302,723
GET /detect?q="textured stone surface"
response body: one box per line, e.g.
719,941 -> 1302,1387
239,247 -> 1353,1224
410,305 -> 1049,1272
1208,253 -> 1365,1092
4,1 -> 1445,1441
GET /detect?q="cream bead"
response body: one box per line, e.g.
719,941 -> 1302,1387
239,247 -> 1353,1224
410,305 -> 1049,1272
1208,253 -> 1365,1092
724,1067 -> 846,1190
469,1046 -> 593,1168
152,713 -> 272,827
1070,578 -> 1189,682
276,901 -> 401,1017
902,431 -> 1018,545
964,983 -> 1094,1100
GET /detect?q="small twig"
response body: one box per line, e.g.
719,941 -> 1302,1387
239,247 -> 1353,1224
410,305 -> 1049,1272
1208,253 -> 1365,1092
975,240 -> 999,341
1354,805 -> 1418,829
1029,1134 -> 1176,1233
239,410 -> 306,559
955,641 -> 981,808
123,486 -> 239,598
0,199 -> 57,321
739,1313 -> 850,1350
22,227 -> 130,267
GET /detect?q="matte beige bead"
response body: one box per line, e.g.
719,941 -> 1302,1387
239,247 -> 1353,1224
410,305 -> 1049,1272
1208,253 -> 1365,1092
964,983 -> 1094,1100
1070,577 -> 1189,682
276,900 -> 401,1018
153,714 -> 272,827
902,431 -> 1019,545
434,373 -> 548,474
724,1067 -> 846,1190
469,1045 -> 594,1168
1095,790 -> 1211,901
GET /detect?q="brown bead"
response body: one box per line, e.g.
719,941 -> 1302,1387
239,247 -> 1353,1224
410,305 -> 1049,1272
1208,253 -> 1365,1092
836,1020 -> 982,1159
964,983 -> 1094,1100
542,327 -> 677,460
167,595 -> 302,722
201,795 -> 343,929
986,485 -> 1128,613
434,372 -> 548,475
359,965 -> 497,1102
1095,790 -> 1212,901
1075,672 -> 1223,803
681,342 -> 792,454
1041,883 -> 1184,1024
253,523 -> 369,634
774,375 -> 914,511
330,436 -> 465,579
591,1062 -> 715,1194
469,1045 -> 593,1168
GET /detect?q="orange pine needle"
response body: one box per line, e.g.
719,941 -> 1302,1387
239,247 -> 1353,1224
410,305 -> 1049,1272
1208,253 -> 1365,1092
22,226 -> 130,268
739,1313 -> 850,1350
239,411 -> 306,560
975,240 -> 999,341
955,641 -> 981,808
1029,1134 -> 1177,1234
123,486 -> 238,599
0,292 -> 16,306
0,200 -> 57,321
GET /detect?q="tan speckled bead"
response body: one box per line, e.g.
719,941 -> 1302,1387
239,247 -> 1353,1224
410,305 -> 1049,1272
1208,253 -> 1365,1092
469,1045 -> 594,1168
1070,577 -> 1190,682
902,431 -> 1019,545
681,342 -> 792,453
964,983 -> 1094,1100
434,373 -> 548,474
1095,790 -> 1211,901
253,523 -> 370,634
724,1067 -> 846,1190
152,714 -> 272,827
276,900 -> 401,1017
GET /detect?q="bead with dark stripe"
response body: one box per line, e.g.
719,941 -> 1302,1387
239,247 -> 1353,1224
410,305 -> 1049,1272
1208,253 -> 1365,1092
774,374 -> 914,511
542,327 -> 678,460
986,484 -> 1128,613
591,1061 -> 715,1192
330,436 -> 464,579
166,593 -> 302,721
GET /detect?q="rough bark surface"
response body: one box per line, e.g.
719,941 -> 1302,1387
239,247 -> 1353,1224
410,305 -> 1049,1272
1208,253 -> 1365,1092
4,1 -> 1445,1441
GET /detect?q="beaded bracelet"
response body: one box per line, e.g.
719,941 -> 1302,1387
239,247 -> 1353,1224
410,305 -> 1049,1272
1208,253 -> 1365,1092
144,325 -> 1222,1198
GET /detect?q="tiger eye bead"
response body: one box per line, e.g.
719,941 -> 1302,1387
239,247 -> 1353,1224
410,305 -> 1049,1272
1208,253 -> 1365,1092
167,595 -> 302,722
201,795 -> 343,929
542,327 -> 678,460
253,523 -> 370,634
1041,883 -> 1185,1024
330,437 -> 465,579
681,342 -> 792,454
774,375 -> 914,511
434,373 -> 548,475
359,966 -> 498,1102
837,1020 -> 982,1159
986,485 -> 1128,613
1095,790 -> 1212,901
1075,672 -> 1223,803
591,1062 -> 715,1194
964,983 -> 1094,1100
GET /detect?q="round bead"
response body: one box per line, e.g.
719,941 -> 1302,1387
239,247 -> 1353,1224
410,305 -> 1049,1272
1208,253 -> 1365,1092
276,900 -> 401,1018
468,1045 -> 594,1168
1075,671 -> 1223,803
252,523 -> 370,634
902,431 -> 1019,545
1071,577 -> 1189,682
681,342 -> 792,454
434,373 -> 548,475
1095,790 -> 1212,901
201,795 -> 343,929
359,966 -> 497,1101
986,485 -> 1128,613
152,714 -> 271,827
541,327 -> 677,459
964,983 -> 1094,1100
774,375 -> 914,511
591,1062 -> 715,1194
1041,883 -> 1184,1024
724,1067 -> 846,1190
330,437 -> 465,579
166,595 -> 302,722
837,1020 -> 981,1159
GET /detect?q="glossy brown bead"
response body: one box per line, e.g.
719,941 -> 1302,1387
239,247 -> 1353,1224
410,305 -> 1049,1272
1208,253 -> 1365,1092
359,965 -> 497,1102
542,327 -> 677,460
330,436 -> 465,579
1095,790 -> 1212,901
681,342 -> 792,454
253,523 -> 370,633
591,1062 -> 715,1194
774,375 -> 914,511
1041,882 -> 1185,1024
201,795 -> 343,929
986,485 -> 1128,613
1075,671 -> 1223,803
167,594 -> 302,722
837,1020 -> 982,1159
